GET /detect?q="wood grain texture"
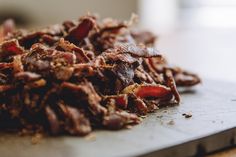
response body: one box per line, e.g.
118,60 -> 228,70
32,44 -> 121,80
0,79 -> 236,157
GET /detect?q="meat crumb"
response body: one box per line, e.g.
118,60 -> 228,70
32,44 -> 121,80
182,113 -> 192,118
85,133 -> 96,141
156,115 -> 163,118
140,115 -> 147,119
125,125 -> 133,129
31,133 -> 43,144
167,120 -> 175,125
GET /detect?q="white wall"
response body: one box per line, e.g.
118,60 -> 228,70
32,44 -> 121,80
138,0 -> 179,34
0,0 -> 137,27
139,0 -> 236,82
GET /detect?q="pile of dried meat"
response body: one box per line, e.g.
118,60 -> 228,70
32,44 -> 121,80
0,15 -> 200,136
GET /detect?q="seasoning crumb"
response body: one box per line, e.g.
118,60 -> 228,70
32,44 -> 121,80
182,113 -> 192,118
31,133 -> 43,144
157,115 -> 163,118
85,133 -> 96,141
167,120 -> 175,125
163,110 -> 168,113
140,115 -> 147,119
125,125 -> 133,129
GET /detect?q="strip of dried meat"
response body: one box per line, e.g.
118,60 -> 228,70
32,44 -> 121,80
0,39 -> 24,59
115,43 -> 161,58
65,16 -> 96,45
1,19 -> 15,38
0,84 -> 14,92
103,94 -> 128,109
57,38 -> 90,63
122,84 -> 172,99
174,71 -> 201,87
130,96 -> 148,115
89,21 -> 127,52
57,102 -> 91,135
164,69 -> 180,103
45,106 -> 60,135
61,81 -> 107,116
103,111 -> 140,130
131,30 -> 156,46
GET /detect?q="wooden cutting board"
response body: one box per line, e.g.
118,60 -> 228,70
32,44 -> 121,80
0,79 -> 236,157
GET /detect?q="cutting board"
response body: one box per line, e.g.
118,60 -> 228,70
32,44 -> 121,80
0,79 -> 236,157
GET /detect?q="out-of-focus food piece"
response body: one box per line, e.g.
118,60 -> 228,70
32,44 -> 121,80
0,28 -> 3,42
0,19 -> 15,42
131,30 -> 156,46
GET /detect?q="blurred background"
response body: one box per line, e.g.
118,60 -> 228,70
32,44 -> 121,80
0,0 -> 235,82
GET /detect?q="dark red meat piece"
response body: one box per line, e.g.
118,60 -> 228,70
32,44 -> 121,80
65,16 -> 95,45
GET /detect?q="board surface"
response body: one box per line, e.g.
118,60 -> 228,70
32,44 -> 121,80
0,80 -> 236,157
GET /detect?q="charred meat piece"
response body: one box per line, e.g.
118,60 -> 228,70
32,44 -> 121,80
103,110 -> 140,130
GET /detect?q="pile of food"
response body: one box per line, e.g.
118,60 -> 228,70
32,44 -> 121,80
0,14 -> 200,136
